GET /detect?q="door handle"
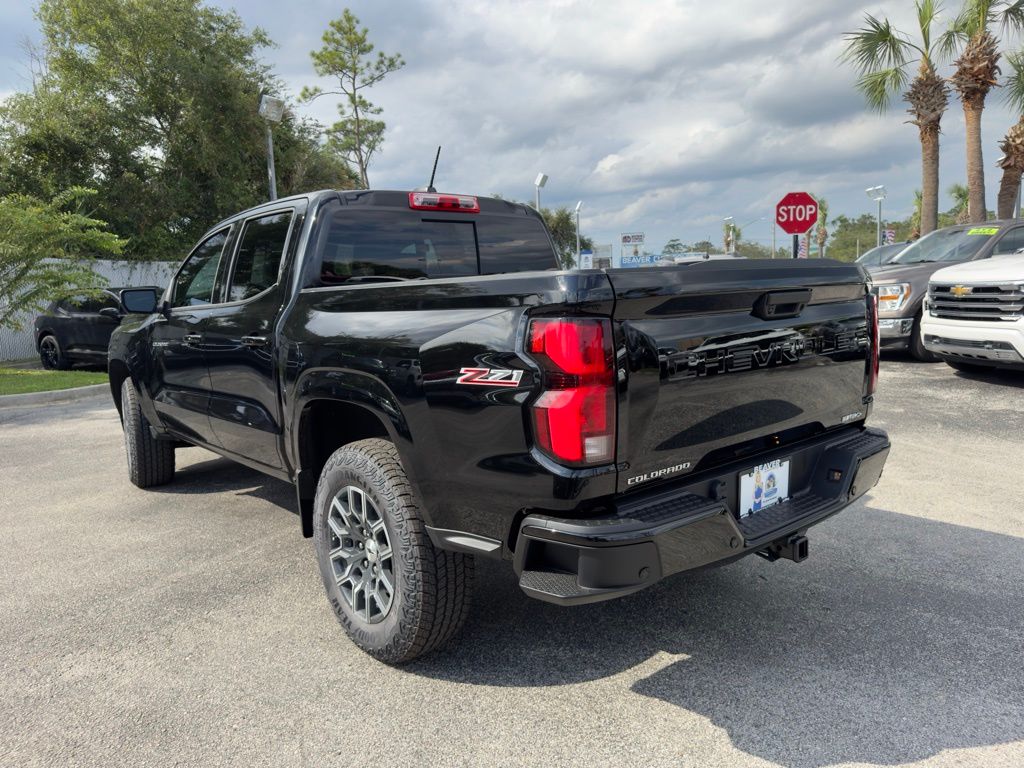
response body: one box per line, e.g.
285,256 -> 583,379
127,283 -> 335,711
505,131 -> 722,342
241,335 -> 269,348
183,333 -> 203,345
752,289 -> 812,321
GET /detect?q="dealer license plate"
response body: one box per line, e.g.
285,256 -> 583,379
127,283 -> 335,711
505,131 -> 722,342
738,459 -> 790,518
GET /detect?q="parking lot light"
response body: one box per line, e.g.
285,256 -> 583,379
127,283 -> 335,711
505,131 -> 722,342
259,95 -> 287,201
534,172 -> 548,210
866,186 -> 887,247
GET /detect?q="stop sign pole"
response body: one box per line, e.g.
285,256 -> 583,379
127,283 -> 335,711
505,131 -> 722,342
775,192 -> 819,259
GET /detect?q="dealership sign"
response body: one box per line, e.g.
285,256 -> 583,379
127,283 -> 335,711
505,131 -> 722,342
622,253 -> 662,268
620,232 -> 650,268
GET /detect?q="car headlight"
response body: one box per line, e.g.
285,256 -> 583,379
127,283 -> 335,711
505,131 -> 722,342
873,283 -> 911,312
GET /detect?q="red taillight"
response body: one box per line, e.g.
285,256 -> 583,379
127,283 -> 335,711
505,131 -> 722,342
408,192 -> 479,213
526,318 -> 615,466
867,293 -> 879,395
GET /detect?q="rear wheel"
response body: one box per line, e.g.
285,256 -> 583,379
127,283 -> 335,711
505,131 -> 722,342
121,379 -> 175,488
39,335 -> 69,370
909,312 -> 940,362
313,438 -> 474,664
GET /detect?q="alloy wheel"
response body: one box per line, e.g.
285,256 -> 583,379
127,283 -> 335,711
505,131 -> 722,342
40,337 -> 59,369
326,485 -> 395,624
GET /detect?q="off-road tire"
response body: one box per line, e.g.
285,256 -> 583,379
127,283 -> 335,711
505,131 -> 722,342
121,379 -> 175,488
909,312 -> 940,362
39,334 -> 69,370
313,438 -> 474,664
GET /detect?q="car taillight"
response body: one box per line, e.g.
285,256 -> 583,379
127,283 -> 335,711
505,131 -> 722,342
408,192 -> 479,213
526,317 -> 616,466
867,293 -> 879,396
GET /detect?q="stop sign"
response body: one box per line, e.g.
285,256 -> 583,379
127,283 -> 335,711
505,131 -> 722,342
776,192 -> 819,235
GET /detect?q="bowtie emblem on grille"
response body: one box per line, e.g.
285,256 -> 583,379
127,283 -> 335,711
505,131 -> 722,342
950,285 -> 973,297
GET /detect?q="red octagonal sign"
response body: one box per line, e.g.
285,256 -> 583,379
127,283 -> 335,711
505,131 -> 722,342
776,192 -> 819,235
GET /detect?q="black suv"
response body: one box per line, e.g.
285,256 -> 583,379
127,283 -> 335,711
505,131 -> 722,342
34,287 -> 158,369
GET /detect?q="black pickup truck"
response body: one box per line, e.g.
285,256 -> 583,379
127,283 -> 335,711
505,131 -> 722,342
108,189 -> 890,663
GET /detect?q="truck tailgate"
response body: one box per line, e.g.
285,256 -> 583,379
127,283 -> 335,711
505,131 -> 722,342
609,260 -> 871,494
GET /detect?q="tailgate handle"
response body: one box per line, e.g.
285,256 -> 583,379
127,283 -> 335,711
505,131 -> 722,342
753,289 -> 812,320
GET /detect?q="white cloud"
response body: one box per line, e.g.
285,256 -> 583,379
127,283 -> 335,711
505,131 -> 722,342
3,0 -> 1023,253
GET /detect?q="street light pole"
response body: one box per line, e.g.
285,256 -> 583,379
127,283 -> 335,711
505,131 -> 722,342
534,172 -> 548,210
725,216 -> 766,256
258,95 -> 287,201
866,185 -> 887,247
264,124 -> 277,201
877,198 -> 882,246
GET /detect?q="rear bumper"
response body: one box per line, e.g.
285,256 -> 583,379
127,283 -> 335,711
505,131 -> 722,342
513,426 -> 890,605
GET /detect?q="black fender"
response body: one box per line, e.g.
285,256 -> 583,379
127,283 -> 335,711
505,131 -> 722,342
288,367 -> 428,535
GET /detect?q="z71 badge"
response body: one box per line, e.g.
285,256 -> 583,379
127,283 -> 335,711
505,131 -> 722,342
456,367 -> 524,387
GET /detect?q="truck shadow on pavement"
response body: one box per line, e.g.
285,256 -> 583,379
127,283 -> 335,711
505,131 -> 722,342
411,503 -> 1024,767
949,367 -> 1024,389
148,452 -> 295,509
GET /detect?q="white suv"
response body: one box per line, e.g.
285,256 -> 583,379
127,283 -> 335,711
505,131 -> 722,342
922,255 -> 1024,371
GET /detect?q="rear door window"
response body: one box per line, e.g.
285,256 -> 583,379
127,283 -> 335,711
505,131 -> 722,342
992,226 -> 1024,255
62,295 -> 109,314
226,212 -> 293,302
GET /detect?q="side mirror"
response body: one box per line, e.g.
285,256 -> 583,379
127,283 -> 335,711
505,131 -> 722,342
98,307 -> 122,321
120,287 -> 160,314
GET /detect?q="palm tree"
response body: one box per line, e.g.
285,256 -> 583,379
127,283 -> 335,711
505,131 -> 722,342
947,1 -> 1024,222
996,51 -> 1024,217
949,182 -> 972,222
843,1 -> 952,235
815,197 -> 830,257
910,189 -> 924,236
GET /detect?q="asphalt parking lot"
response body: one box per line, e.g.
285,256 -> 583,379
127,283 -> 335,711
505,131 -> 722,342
1,358 -> 1022,768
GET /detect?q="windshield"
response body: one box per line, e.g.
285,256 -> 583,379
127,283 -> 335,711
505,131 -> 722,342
891,226 -> 996,264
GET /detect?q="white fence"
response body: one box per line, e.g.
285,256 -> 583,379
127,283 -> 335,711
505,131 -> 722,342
0,259 -> 177,362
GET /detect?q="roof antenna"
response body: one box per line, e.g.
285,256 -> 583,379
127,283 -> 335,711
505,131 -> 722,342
427,146 -> 441,193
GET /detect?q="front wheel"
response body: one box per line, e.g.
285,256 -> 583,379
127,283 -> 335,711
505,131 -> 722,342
909,312 -> 940,362
121,379 -> 175,488
313,438 -> 474,664
39,335 -> 69,370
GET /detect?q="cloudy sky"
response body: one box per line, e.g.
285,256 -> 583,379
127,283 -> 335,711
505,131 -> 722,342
2,0 -> 1022,254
